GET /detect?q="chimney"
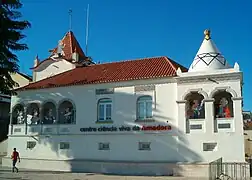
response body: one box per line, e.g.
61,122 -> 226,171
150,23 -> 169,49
33,55 -> 39,82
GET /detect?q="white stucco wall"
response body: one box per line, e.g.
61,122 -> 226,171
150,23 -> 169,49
34,59 -> 75,82
0,139 -> 8,156
7,135 -> 182,162
7,79 -> 186,161
176,70 -> 244,162
5,69 -> 245,172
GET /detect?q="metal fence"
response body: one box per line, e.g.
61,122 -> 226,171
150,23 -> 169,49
209,157 -> 251,180
209,157 -> 223,180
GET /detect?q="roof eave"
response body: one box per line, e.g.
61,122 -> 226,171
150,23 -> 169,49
16,74 -> 178,92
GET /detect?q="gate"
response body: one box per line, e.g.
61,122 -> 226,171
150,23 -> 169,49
209,157 -> 251,180
209,158 -> 223,180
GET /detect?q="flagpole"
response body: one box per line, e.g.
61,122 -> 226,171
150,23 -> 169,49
85,4 -> 89,56
68,9 -> 73,31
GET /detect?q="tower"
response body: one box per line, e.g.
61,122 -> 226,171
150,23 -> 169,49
176,29 -> 244,163
188,29 -> 230,72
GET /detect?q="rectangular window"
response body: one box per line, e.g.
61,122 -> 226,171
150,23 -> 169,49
138,142 -> 151,151
138,102 -> 145,120
203,143 -> 217,151
106,104 -> 112,120
98,143 -> 110,150
218,123 -> 231,129
190,124 -> 202,129
98,99 -> 112,121
26,141 -> 36,149
59,142 -> 70,149
137,96 -> 153,120
146,102 -> 152,118
98,104 -> 105,121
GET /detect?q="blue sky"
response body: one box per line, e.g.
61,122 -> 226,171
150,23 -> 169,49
18,0 -> 251,110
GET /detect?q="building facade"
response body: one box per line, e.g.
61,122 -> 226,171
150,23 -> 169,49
2,30 -> 245,177
0,72 -> 31,156
0,72 -> 32,123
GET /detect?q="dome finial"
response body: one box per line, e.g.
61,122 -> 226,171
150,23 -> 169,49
204,29 -> 211,40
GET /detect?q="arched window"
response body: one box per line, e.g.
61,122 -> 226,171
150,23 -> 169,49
97,98 -> 112,121
26,103 -> 40,125
213,91 -> 234,118
137,96 -> 152,120
185,92 -> 205,119
58,100 -> 75,124
12,104 -> 25,125
42,102 -> 57,124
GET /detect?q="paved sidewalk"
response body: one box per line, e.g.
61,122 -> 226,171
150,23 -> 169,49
0,166 -> 208,180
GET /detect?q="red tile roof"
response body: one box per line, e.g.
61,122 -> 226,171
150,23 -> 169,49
31,31 -> 87,70
18,56 -> 187,91
50,31 -> 86,60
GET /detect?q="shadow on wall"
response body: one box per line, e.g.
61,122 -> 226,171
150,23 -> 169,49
0,102 -> 10,143
10,90 -> 203,176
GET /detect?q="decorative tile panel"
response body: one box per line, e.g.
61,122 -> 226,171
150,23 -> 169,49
134,85 -> 155,92
95,88 -> 114,95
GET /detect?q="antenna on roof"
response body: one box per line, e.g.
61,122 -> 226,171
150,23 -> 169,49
85,4 -> 90,56
68,9 -> 73,31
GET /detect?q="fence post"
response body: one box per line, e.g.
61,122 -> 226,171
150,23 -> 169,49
249,158 -> 252,177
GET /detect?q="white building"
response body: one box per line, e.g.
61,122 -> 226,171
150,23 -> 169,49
0,72 -> 32,156
2,30 -> 245,177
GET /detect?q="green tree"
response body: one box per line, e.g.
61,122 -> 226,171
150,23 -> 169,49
0,0 -> 31,95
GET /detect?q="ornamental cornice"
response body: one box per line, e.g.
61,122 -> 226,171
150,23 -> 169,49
176,73 -> 241,84
232,97 -> 243,101
176,100 -> 187,104
203,98 -> 215,102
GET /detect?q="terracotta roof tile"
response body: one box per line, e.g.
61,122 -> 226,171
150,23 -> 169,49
19,56 -> 187,91
50,31 -> 86,60
32,31 -> 87,70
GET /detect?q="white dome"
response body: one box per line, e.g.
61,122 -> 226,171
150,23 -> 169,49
188,30 -> 230,72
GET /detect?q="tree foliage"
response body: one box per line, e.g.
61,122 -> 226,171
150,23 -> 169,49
0,0 -> 31,95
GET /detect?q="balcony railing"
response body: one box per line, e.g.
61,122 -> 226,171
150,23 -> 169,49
10,123 -> 78,136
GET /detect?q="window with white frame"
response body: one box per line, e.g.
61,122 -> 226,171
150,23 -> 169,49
26,141 -> 36,149
59,142 -> 70,149
138,142 -> 151,151
203,142 -> 217,151
137,96 -> 153,120
98,142 -> 110,150
97,98 -> 112,121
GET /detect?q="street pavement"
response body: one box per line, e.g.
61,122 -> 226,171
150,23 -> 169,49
0,166 -> 209,180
